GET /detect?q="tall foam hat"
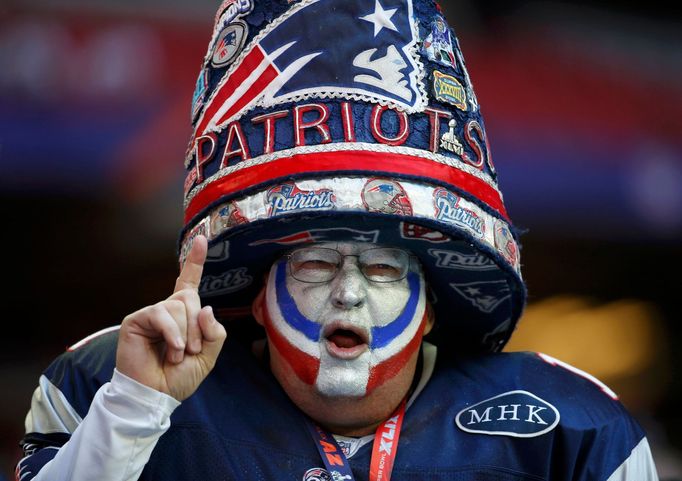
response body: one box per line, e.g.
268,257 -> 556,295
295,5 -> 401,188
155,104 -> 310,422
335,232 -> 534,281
181,0 -> 526,352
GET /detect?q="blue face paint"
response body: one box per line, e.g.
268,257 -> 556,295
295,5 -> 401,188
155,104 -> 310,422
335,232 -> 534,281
369,272 -> 420,349
274,261 -> 421,348
275,260 -> 322,342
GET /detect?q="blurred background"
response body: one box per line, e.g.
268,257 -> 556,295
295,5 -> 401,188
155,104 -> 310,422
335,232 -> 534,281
0,0 -> 680,478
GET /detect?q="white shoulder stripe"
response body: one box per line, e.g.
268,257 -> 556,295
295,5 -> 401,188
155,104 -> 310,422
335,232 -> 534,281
538,353 -> 619,400
25,375 -> 83,434
67,325 -> 121,352
605,437 -> 659,481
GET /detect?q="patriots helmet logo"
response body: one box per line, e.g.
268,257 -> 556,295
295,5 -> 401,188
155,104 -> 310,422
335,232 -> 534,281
192,0 -> 425,148
362,178 -> 413,215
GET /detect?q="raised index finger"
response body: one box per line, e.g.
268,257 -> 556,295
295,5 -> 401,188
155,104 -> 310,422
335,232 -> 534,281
175,235 -> 208,293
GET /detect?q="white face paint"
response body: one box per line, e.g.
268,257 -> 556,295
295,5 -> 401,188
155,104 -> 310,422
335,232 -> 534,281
262,242 -> 427,398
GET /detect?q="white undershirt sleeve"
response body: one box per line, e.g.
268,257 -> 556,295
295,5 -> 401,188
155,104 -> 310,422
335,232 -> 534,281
605,437 -> 659,481
27,369 -> 181,481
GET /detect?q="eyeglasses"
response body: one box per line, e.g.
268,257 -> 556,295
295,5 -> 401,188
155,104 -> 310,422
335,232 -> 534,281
286,246 -> 413,284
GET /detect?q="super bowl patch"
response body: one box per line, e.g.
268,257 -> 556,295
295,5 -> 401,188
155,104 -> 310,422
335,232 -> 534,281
433,70 -> 467,110
191,69 -> 209,122
440,119 -> 464,156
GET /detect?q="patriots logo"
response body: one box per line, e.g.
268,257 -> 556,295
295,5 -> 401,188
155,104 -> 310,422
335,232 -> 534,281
400,222 -> 449,243
266,183 -> 336,216
212,21 -> 249,67
362,179 -> 413,215
191,0 -> 424,149
450,280 -> 511,314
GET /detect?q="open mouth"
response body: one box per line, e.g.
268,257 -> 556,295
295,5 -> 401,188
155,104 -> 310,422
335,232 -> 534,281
324,324 -> 369,359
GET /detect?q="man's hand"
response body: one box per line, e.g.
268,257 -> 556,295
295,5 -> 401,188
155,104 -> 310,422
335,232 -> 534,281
116,235 -> 227,401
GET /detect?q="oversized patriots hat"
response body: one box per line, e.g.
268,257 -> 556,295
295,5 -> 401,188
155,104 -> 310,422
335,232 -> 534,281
180,0 -> 526,352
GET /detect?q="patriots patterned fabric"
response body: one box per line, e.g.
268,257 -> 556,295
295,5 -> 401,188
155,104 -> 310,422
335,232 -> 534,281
18,332 -> 656,480
181,0 -> 525,352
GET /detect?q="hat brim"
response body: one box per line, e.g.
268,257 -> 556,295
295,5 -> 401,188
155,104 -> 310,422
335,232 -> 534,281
185,186 -> 524,352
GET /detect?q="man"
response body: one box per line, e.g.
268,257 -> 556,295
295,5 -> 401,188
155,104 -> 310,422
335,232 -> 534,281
17,1 -> 658,480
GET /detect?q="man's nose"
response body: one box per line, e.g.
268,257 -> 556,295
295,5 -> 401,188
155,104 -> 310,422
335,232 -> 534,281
330,262 -> 367,309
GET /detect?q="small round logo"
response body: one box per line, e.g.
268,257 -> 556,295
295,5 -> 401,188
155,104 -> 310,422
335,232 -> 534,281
212,21 -> 248,67
210,201 -> 247,235
361,179 -> 413,216
302,467 -> 332,481
493,220 -> 519,269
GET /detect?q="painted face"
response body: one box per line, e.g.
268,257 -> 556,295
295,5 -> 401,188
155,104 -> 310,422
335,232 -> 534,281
261,242 -> 428,397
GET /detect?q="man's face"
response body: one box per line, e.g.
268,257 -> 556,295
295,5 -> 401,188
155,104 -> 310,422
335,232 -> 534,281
256,242 -> 430,398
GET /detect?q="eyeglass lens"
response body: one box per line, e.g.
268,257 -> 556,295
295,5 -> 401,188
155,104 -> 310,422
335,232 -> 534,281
288,247 -> 410,283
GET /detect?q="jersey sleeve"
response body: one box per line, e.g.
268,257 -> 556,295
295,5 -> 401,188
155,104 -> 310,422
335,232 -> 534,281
535,353 -> 659,481
16,329 -> 181,481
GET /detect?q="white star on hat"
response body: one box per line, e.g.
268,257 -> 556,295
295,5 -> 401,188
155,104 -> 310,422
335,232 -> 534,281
360,0 -> 399,37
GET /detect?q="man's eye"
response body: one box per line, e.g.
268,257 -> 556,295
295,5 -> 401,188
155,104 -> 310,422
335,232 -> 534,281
295,260 -> 336,271
363,263 -> 401,278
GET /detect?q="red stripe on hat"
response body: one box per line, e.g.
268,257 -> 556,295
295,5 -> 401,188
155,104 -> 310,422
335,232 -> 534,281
192,46 -> 268,144
214,63 -> 279,128
184,150 -> 509,223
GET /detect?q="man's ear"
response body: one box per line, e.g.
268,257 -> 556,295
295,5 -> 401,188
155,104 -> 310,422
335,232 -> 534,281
251,273 -> 269,326
423,302 -> 436,335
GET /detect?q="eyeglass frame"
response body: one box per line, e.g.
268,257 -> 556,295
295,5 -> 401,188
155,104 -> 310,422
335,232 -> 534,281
283,246 -> 418,284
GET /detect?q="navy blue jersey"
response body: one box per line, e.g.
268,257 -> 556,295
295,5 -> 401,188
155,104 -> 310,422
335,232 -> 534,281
18,328 -> 656,481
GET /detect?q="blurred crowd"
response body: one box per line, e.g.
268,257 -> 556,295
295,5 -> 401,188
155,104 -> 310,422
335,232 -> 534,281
1,0 -> 680,479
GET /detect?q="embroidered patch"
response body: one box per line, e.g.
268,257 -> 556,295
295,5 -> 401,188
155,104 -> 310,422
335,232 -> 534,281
428,249 -> 496,270
433,188 -> 484,237
191,68 -> 209,122
179,217 -> 210,268
210,201 -> 247,233
212,21 -> 249,68
455,390 -> 560,438
493,219 -> 519,269
199,268 -> 253,297
449,280 -> 510,313
440,119 -> 464,156
421,14 -> 456,68
400,222 -> 449,243
361,178 -> 412,215
433,70 -> 467,110
266,183 -> 336,216
191,0 -> 427,149
207,0 -> 254,61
